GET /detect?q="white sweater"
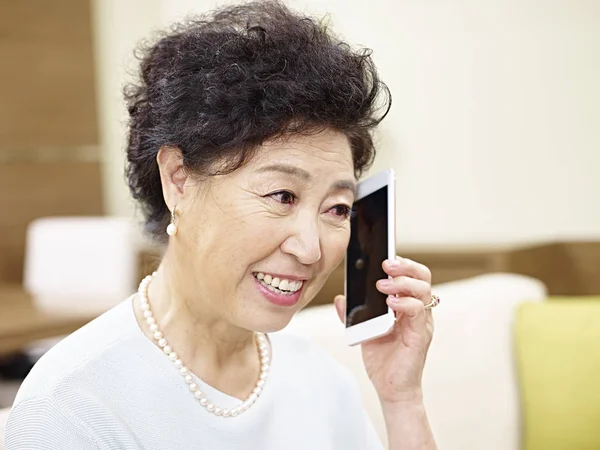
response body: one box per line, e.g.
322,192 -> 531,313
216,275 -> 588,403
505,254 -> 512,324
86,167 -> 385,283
5,297 -> 383,449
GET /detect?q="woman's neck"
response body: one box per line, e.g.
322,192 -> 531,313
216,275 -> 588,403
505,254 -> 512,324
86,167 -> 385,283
134,259 -> 261,400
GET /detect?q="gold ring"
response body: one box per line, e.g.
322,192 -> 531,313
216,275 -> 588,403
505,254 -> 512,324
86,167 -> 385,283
424,294 -> 440,310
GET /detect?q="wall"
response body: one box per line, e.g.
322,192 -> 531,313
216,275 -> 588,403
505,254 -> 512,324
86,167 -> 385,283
93,0 -> 600,247
91,0 -> 163,220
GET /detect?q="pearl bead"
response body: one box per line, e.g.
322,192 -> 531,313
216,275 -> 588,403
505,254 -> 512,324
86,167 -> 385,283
249,393 -> 258,402
146,317 -> 155,325
207,404 -> 215,412
174,359 -> 183,369
158,338 -> 167,348
230,409 -> 238,417
214,407 -> 222,416
163,345 -> 172,354
180,366 -> 188,375
253,386 -> 262,395
261,356 -> 270,365
154,331 -> 163,340
168,352 -> 178,361
141,303 -> 150,312
260,372 -> 268,380
257,379 -> 265,387
260,349 -> 269,357
194,391 -> 203,399
143,310 -> 153,319
261,364 -> 270,372
189,383 -> 197,392
185,375 -> 193,384
200,398 -> 208,406
149,324 -> 158,333
222,409 -> 230,417
166,223 -> 177,236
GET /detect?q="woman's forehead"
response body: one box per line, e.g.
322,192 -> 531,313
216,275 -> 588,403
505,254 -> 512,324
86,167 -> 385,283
252,130 -> 354,168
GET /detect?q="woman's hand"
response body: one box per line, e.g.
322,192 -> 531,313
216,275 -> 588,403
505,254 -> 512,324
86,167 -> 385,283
334,257 -> 435,406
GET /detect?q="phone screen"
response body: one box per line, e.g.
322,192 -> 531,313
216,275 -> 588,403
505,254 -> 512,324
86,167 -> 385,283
345,186 -> 389,328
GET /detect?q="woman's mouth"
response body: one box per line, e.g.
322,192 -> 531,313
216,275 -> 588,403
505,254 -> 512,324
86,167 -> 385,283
252,272 -> 304,307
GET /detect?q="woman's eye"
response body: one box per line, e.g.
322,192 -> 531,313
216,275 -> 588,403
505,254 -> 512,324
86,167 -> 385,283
269,191 -> 297,205
330,204 -> 353,219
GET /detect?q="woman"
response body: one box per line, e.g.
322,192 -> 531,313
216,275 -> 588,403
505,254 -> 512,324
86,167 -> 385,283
5,2 -> 438,449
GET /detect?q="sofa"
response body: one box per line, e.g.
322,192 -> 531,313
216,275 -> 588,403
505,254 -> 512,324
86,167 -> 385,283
285,274 -> 600,450
285,273 -> 548,449
2,274 -> 599,449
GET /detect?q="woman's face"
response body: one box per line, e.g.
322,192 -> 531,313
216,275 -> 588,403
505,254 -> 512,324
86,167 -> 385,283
173,129 -> 356,332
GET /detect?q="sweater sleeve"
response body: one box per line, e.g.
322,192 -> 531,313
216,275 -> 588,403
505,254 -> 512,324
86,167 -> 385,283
4,397 -> 99,450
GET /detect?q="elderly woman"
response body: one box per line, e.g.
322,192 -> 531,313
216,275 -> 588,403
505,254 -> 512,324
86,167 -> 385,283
6,2 -> 437,449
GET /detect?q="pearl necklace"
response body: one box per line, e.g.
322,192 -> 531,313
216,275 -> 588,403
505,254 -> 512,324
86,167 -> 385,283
138,273 -> 270,418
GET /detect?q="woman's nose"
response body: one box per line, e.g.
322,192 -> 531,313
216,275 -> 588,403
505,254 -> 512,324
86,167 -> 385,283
280,219 -> 322,265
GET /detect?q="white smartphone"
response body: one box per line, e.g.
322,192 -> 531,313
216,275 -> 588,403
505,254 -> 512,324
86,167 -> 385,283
344,168 -> 396,346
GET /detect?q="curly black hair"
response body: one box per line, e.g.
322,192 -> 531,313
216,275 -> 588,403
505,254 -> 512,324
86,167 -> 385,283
125,1 -> 391,243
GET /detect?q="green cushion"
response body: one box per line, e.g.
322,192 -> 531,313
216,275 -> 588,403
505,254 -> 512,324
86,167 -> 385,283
515,298 -> 600,450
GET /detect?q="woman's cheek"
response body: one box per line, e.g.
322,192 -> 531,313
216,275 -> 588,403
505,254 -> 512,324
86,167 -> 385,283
322,224 -> 351,266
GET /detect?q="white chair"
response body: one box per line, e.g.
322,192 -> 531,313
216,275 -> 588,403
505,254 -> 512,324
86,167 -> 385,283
283,273 -> 547,450
23,216 -> 138,316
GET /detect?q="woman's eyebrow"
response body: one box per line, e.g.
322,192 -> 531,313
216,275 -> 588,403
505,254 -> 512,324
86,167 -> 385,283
257,164 -> 357,197
332,180 -> 357,198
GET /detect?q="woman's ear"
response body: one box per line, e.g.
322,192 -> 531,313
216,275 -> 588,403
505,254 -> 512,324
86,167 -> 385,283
157,146 -> 188,210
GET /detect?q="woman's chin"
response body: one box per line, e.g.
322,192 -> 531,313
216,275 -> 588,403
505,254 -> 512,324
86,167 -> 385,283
247,306 -> 299,334
238,302 -> 303,334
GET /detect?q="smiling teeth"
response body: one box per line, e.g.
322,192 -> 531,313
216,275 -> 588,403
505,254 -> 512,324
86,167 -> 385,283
255,273 -> 303,292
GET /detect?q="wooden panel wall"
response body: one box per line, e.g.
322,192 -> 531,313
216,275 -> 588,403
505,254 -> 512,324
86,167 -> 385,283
0,0 -> 98,149
509,242 -> 600,296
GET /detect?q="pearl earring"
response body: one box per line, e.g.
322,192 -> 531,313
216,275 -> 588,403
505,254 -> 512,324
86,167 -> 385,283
166,207 -> 178,236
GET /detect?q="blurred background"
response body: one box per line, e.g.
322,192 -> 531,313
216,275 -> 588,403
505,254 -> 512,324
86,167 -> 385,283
0,1 -> 598,449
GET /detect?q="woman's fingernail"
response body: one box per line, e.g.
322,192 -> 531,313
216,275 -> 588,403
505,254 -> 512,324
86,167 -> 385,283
387,295 -> 400,304
378,278 -> 392,286
386,259 -> 401,268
